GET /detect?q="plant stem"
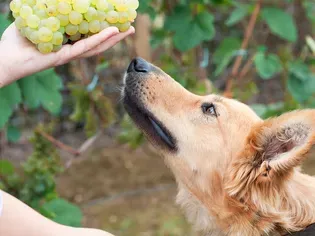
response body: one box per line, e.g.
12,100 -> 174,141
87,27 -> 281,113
224,0 -> 263,98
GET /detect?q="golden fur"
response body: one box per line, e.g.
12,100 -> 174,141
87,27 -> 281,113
123,61 -> 315,236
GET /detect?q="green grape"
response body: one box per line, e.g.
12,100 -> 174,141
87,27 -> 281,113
57,1 -> 71,14
65,24 -> 78,35
59,26 -> 65,33
52,44 -> 62,52
10,0 -> 22,13
57,14 -> 69,26
115,0 -> 128,12
118,21 -> 130,32
100,21 -> 109,30
20,27 -> 26,37
25,0 -> 36,5
45,16 -> 60,31
20,5 -> 33,19
69,11 -> 83,25
69,32 -> 81,41
72,0 -> 90,13
58,0 -> 72,4
79,20 -> 89,34
62,35 -> 68,44
11,0 -> 138,54
34,9 -> 48,19
84,7 -> 97,22
127,9 -> 136,22
52,31 -> 63,45
105,10 -> 118,23
24,27 -> 35,39
29,31 -> 40,44
96,10 -> 105,21
128,0 -> 139,9
38,27 -> 53,42
106,3 -> 114,11
46,5 -> 58,16
15,16 -> 27,29
35,1 -> 46,9
46,0 -> 58,6
95,0 -> 108,11
12,12 -> 20,18
26,14 -> 40,28
118,11 -> 128,23
38,42 -> 53,53
89,20 -> 100,33
39,18 -> 47,27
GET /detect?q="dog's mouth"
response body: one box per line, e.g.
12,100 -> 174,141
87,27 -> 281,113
123,92 -> 177,152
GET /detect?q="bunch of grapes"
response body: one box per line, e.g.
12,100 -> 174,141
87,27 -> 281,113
9,0 -> 139,54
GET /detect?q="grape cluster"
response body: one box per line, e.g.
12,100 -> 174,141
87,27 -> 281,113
10,0 -> 139,53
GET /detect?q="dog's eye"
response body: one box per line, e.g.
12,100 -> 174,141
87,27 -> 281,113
201,103 -> 217,116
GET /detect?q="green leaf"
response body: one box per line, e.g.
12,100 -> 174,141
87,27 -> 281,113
214,52 -> 234,77
0,13 -> 10,37
261,7 -> 297,42
6,126 -> 21,142
171,11 -> 215,51
42,198 -> 83,227
18,69 -> 63,114
287,60 -> 315,102
95,61 -> 109,73
0,82 -> 22,128
289,60 -> 312,81
213,37 -> 241,65
254,52 -> 283,79
225,5 -> 249,26
165,6 -> 192,32
288,73 -> 315,103
0,160 -> 15,175
250,104 -> 268,117
137,0 -> 156,19
303,0 -> 315,23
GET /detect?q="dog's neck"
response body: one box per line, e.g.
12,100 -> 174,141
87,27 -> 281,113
175,170 -> 315,236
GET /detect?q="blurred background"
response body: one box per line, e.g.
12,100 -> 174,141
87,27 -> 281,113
0,0 -> 315,235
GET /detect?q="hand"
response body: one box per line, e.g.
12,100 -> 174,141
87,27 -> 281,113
0,23 -> 135,88
70,228 -> 115,236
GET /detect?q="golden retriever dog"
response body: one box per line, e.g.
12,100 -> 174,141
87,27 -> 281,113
122,58 -> 315,236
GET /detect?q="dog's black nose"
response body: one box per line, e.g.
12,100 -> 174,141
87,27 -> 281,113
127,57 -> 150,73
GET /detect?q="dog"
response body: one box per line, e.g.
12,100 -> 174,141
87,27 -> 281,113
122,57 -> 315,236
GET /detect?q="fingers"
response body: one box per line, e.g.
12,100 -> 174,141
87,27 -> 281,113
78,26 -> 135,58
55,26 -> 120,65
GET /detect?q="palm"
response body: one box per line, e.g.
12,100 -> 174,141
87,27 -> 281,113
0,23 -> 134,86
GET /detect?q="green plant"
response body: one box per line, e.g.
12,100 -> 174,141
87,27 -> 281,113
0,124 -> 83,227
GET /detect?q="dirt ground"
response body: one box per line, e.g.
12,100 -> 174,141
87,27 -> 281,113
2,130 -> 196,235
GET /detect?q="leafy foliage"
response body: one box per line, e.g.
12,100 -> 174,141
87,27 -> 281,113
19,69 -> 63,114
261,7 -> 297,42
254,52 -> 283,79
0,69 -> 63,130
0,124 -> 83,226
42,198 -> 83,227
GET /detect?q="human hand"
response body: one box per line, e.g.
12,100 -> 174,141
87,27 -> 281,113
0,23 -> 134,88
70,228 -> 115,236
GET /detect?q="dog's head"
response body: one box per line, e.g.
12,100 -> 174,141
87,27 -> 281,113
123,58 -> 315,206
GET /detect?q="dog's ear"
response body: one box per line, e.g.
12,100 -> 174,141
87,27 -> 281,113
249,110 -> 315,177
